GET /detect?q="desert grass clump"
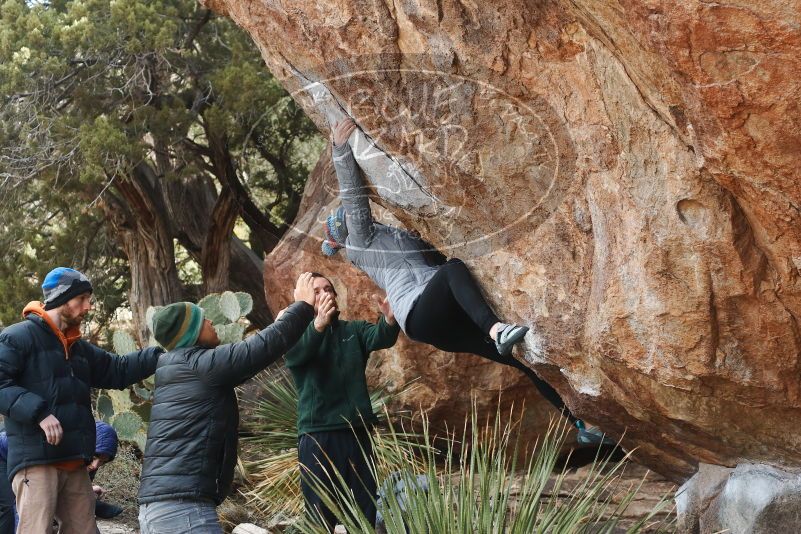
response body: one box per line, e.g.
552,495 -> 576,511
296,405 -> 674,534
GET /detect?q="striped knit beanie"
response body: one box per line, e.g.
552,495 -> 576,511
152,302 -> 205,350
321,206 -> 348,257
42,267 -> 93,310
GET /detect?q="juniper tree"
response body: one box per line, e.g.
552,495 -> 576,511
0,0 -> 323,339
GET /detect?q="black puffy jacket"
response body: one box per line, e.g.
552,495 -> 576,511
138,301 -> 314,505
0,314 -> 161,479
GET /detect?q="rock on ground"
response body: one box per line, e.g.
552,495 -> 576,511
677,463 -> 801,533
233,523 -> 270,534
97,520 -> 137,534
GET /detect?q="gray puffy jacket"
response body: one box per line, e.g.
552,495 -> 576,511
138,301 -> 314,505
333,142 -> 441,331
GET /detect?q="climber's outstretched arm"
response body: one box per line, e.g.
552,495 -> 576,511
331,119 -> 375,249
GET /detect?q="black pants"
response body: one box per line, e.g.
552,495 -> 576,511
406,259 -> 577,423
299,427 -> 376,531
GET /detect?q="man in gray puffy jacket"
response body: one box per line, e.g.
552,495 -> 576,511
137,273 -> 317,533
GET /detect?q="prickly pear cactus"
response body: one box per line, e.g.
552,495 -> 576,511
96,377 -> 150,450
104,329 -> 152,448
110,411 -> 147,451
220,291 -> 241,322
112,330 -> 138,355
236,292 -> 254,317
96,394 -> 114,422
198,290 -> 252,345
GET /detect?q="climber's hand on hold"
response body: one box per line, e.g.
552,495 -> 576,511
333,119 -> 357,147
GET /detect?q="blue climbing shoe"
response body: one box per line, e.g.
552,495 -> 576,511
495,323 -> 529,356
575,420 -> 616,446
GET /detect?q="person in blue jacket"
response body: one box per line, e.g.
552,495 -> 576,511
0,420 -> 122,533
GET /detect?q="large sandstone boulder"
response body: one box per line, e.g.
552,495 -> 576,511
206,0 -> 801,482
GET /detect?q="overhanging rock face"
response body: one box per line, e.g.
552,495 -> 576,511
206,0 -> 801,482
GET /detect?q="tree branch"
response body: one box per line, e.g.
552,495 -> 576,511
183,9 -> 212,50
205,127 -> 284,253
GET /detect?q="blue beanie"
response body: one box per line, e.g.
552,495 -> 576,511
42,267 -> 93,310
321,206 -> 347,257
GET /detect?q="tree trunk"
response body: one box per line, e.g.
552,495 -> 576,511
162,174 -> 274,328
201,186 -> 238,294
101,163 -> 184,344
229,236 -> 272,326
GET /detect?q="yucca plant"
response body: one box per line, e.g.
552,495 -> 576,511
239,369 -> 424,519
295,404 -> 675,534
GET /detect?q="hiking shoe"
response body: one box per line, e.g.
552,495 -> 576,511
575,420 -> 615,446
495,323 -> 529,356
95,500 -> 123,519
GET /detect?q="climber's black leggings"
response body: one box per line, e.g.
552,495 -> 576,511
406,259 -> 577,423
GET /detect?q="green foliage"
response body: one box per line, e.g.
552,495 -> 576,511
295,408 -> 675,534
0,185 -> 129,330
1,0 -> 321,215
1,0 -> 324,332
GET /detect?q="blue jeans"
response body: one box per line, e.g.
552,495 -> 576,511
138,499 -> 222,534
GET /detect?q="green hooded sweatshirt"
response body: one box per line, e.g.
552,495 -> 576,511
285,316 -> 400,435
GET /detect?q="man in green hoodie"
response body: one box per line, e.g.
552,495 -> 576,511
283,272 -> 399,530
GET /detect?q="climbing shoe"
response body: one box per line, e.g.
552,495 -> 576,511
495,323 -> 529,356
575,420 -> 615,446
95,500 -> 124,519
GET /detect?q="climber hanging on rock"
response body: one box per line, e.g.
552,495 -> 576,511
323,118 -> 610,446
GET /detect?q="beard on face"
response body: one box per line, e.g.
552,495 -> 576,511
59,308 -> 85,329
